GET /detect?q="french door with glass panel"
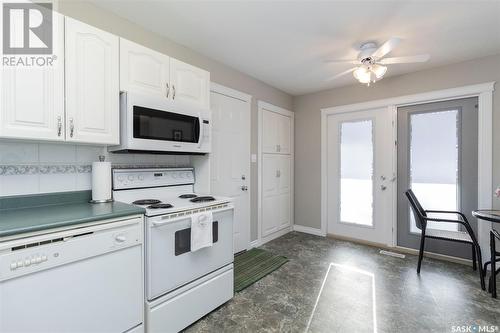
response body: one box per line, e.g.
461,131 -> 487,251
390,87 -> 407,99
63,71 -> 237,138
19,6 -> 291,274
397,98 -> 478,259
326,108 -> 394,245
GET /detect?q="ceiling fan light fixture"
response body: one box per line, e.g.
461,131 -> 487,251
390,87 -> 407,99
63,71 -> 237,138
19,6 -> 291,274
370,64 -> 387,79
353,66 -> 372,84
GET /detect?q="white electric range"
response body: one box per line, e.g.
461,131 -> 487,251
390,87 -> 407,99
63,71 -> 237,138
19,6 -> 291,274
112,167 -> 234,333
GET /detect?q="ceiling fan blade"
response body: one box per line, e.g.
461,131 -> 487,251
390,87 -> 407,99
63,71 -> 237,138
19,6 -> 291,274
371,37 -> 401,59
379,54 -> 430,64
326,67 -> 357,81
324,59 -> 359,65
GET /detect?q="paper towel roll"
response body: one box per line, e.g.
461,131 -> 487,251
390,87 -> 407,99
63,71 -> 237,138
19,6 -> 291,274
91,157 -> 112,203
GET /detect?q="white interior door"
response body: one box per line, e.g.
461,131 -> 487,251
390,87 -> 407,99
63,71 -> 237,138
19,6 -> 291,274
210,85 -> 251,253
326,107 -> 394,245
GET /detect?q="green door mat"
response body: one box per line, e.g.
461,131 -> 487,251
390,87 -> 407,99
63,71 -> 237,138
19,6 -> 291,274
234,248 -> 289,292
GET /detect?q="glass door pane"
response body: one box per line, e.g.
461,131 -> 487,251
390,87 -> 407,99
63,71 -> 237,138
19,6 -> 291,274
409,110 -> 459,232
340,120 -> 373,226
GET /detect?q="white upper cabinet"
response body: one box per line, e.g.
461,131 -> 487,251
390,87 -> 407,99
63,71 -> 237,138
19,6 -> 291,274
262,110 -> 291,154
65,17 -> 119,145
0,13 -> 65,141
119,38 -> 170,98
119,41 -> 210,109
277,114 -> 291,154
262,110 -> 278,153
170,58 -> 210,109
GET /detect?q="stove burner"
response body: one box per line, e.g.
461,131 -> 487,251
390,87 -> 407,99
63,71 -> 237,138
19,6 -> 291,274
179,194 -> 197,199
190,196 -> 216,203
148,203 -> 173,209
132,199 -> 161,205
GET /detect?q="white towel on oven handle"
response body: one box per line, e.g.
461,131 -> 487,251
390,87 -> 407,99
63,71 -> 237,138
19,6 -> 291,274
190,211 -> 213,252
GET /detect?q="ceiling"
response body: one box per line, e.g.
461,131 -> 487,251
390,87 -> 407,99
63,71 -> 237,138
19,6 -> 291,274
91,1 -> 500,96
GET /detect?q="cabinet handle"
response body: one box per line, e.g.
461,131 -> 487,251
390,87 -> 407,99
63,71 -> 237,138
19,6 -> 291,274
166,83 -> 170,98
57,116 -> 62,137
172,85 -> 176,99
69,118 -> 74,138
115,235 -> 127,243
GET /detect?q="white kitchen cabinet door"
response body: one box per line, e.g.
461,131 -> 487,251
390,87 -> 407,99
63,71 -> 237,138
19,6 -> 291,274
262,110 -> 278,153
262,154 -> 279,196
278,155 -> 291,194
261,154 -> 279,237
277,193 -> 291,229
119,38 -> 170,98
170,58 -> 210,109
65,17 -> 119,145
261,154 -> 292,236
0,13 -> 65,141
277,113 -> 291,154
262,195 -> 279,237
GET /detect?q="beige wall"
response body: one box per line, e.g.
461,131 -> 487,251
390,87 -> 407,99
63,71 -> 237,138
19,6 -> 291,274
56,1 -> 293,241
293,54 -> 500,230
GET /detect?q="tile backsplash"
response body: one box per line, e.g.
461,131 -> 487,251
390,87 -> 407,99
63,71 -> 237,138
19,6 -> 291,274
0,141 -> 190,196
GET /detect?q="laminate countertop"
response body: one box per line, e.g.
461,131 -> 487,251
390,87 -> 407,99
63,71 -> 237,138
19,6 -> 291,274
0,191 -> 145,239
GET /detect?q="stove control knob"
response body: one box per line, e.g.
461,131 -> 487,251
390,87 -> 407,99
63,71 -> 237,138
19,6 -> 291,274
138,175 -> 144,181
117,175 -> 124,182
10,262 -> 17,270
128,175 -> 135,181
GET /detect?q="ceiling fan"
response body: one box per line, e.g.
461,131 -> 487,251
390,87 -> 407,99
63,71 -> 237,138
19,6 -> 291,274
325,37 -> 430,86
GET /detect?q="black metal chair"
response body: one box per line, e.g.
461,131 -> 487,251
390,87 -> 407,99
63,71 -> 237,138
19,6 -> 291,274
405,189 -> 485,290
484,229 -> 500,298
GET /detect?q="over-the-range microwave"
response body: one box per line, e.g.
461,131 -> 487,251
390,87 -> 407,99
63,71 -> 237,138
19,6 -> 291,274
109,92 -> 211,154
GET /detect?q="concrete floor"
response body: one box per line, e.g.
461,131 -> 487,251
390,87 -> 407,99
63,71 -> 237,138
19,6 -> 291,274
185,232 -> 499,333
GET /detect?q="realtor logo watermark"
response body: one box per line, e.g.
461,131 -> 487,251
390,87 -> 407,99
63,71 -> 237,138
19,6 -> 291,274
2,2 -> 56,67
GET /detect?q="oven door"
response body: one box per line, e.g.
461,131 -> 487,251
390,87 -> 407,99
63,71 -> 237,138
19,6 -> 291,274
146,207 -> 234,300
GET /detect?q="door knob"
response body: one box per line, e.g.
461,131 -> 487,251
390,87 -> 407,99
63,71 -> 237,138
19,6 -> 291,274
241,185 -> 248,191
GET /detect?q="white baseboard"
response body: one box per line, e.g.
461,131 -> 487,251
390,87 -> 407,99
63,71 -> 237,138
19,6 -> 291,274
250,226 -> 292,248
293,225 -> 326,237
249,239 -> 261,248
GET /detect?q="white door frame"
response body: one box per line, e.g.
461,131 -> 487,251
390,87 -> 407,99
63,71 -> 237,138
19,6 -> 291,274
210,82 -> 252,251
321,82 -> 495,252
257,101 -> 295,246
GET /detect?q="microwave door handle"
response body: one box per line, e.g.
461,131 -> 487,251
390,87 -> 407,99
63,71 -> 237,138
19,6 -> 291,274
198,115 -> 204,148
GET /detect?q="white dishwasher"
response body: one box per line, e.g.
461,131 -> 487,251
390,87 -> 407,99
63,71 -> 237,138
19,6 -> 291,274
0,216 -> 144,333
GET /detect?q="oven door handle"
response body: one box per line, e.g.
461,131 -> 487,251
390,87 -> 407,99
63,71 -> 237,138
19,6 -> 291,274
149,205 -> 233,228
151,217 -> 185,227
150,213 -> 199,227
